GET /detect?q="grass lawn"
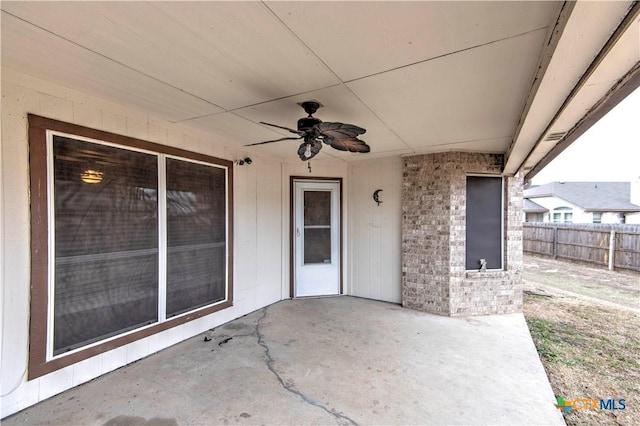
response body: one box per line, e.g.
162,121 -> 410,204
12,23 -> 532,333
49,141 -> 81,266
523,255 -> 640,425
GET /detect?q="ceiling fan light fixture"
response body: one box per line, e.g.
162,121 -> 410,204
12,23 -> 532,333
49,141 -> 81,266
80,169 -> 103,184
304,144 -> 312,159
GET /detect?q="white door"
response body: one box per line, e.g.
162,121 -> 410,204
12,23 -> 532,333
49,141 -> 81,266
293,180 -> 341,297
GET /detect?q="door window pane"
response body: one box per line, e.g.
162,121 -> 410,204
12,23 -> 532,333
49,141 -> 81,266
53,136 -> 158,354
166,158 -> 227,317
304,191 -> 331,226
303,191 -> 332,264
304,228 -> 332,264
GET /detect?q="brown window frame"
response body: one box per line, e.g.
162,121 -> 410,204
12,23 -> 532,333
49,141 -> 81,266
28,114 -> 234,379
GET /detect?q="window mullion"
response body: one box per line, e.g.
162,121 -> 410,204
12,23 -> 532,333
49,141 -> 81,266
46,131 -> 56,360
158,155 -> 167,322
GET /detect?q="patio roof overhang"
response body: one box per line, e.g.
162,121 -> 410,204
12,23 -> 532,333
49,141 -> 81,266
1,1 -> 638,176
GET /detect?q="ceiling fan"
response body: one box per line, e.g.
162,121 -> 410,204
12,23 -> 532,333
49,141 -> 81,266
245,101 -> 371,161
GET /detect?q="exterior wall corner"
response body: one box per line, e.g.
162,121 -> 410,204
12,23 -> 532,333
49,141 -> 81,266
401,152 -> 523,316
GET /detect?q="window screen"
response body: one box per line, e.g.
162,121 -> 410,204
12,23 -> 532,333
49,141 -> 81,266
465,176 -> 503,270
49,135 -> 229,355
166,158 -> 227,317
53,136 -> 159,354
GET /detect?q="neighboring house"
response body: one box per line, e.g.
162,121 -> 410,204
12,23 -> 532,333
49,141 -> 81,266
523,182 -> 640,224
628,180 -> 640,224
1,2 -> 638,419
523,199 -> 547,223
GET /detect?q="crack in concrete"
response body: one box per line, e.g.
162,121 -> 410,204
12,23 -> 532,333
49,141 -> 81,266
255,307 -> 358,426
205,323 -> 260,343
210,331 -> 257,341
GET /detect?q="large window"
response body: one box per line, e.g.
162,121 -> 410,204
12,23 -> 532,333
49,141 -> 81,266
525,212 -> 544,223
465,176 -> 503,270
28,115 -> 233,378
165,158 -> 228,317
52,136 -> 160,355
553,207 -> 573,223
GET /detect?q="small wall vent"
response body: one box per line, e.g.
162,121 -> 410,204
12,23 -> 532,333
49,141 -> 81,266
544,131 -> 567,141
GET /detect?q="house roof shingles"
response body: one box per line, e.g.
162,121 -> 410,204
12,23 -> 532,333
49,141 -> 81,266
524,182 -> 640,212
523,199 -> 548,213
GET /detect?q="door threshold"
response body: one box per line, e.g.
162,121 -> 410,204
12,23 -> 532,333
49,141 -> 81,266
291,294 -> 344,300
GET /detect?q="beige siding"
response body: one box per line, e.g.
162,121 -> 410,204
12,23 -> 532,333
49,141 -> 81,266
280,161 -> 349,299
348,158 -> 403,303
2,68 -> 403,417
0,70 -> 285,417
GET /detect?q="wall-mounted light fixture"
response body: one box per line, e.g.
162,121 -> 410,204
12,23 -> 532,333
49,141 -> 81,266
80,169 -> 103,184
236,157 -> 252,166
373,189 -> 383,206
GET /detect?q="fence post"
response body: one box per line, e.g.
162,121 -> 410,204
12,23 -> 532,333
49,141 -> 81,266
608,230 -> 616,271
553,226 -> 558,259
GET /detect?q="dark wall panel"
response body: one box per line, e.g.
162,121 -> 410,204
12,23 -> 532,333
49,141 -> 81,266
466,176 -> 503,270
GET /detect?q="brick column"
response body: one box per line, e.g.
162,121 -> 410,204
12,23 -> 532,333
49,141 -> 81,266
402,152 -> 523,316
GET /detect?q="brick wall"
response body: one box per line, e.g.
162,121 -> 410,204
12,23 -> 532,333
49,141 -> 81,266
402,152 -> 523,316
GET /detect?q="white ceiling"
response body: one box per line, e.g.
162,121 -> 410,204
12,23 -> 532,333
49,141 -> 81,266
2,1 -> 638,171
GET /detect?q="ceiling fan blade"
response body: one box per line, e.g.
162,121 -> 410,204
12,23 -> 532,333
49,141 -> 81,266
255,115 -> 369,160
259,122 -> 304,135
318,122 -> 366,139
245,136 -> 302,146
326,136 -> 371,153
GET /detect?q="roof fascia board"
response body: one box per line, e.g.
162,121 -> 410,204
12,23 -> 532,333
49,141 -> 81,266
503,1 -> 574,173
525,61 -> 640,181
525,194 -> 552,199
505,1 -> 638,176
585,208 -> 640,212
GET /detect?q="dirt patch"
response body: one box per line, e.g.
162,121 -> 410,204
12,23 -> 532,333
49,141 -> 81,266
523,255 -> 640,426
524,255 -> 639,310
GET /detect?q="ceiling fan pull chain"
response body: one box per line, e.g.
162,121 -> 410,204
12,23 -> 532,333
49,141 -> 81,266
308,161 -> 312,173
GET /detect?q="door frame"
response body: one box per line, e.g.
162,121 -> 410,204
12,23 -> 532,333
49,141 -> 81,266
290,176 -> 343,298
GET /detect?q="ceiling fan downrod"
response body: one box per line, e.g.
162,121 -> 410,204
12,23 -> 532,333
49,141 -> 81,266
301,101 -> 320,116
297,101 -> 322,132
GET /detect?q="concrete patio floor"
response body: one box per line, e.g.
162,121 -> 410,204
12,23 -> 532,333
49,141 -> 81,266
4,297 -> 564,425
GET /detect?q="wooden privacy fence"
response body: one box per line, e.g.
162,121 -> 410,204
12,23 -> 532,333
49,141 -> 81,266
523,223 -> 640,272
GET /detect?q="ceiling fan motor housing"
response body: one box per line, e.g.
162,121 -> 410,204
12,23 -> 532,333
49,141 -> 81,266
297,100 -> 322,131
297,116 -> 321,132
